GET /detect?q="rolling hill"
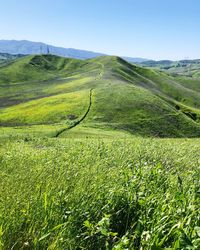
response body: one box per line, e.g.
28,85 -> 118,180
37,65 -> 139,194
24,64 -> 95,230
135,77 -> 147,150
0,54 -> 200,137
0,52 -> 24,65
1,54 -> 200,250
140,59 -> 200,77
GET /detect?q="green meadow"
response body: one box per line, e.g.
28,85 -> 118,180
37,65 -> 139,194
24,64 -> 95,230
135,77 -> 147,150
0,54 -> 200,249
0,133 -> 200,249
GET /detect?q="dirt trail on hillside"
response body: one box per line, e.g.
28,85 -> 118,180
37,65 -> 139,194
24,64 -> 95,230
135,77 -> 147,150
54,62 -> 104,138
55,88 -> 93,137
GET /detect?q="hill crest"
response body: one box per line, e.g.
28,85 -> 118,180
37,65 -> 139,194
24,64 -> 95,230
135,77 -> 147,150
0,54 -> 200,137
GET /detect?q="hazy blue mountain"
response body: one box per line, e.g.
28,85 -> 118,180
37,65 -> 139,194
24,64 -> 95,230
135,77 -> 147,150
0,40 -> 105,59
0,40 -> 148,62
141,59 -> 200,67
123,56 -> 149,63
140,59 -> 200,76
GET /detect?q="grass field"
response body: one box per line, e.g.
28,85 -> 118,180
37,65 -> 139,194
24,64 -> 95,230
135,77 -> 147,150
0,54 -> 200,249
0,132 -> 200,249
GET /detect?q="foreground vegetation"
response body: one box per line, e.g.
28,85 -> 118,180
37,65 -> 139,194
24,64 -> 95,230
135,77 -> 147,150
0,133 -> 199,249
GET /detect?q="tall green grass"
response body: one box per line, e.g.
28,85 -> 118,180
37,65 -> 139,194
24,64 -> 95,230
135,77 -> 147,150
0,137 -> 199,249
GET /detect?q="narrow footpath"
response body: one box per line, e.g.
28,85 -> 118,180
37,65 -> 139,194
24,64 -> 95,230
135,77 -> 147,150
55,88 -> 93,137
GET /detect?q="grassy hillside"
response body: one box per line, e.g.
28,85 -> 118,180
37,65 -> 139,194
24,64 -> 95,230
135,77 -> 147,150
0,52 -> 24,65
0,54 -> 200,137
0,136 -> 200,249
0,54 -> 92,84
0,54 -> 200,249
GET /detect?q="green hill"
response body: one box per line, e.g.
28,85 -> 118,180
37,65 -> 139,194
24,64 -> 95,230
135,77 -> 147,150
0,54 -> 200,137
1,54 -> 200,249
140,59 -> 200,77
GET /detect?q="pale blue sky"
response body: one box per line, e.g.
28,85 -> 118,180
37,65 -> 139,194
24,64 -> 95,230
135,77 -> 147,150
0,0 -> 200,60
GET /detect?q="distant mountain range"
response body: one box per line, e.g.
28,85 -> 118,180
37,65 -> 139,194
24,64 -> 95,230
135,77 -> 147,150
140,59 -> 200,77
0,40 -> 148,63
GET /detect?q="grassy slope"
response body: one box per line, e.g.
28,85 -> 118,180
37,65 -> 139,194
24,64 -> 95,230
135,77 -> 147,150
0,54 -> 91,84
0,55 -> 200,137
0,90 -> 90,125
175,76 -> 200,92
0,55 -> 200,249
0,136 -> 200,249
84,56 -> 200,137
0,53 -> 24,66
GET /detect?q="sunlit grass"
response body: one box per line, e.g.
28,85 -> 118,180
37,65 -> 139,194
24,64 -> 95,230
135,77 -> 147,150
0,90 -> 90,125
0,136 -> 199,249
